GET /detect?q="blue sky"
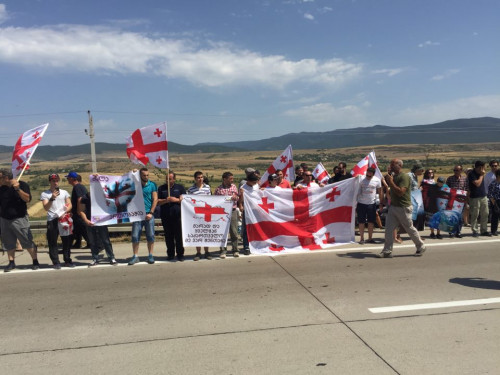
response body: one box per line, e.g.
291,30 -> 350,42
0,0 -> 499,146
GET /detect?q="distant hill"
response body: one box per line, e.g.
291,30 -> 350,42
1,117 -> 499,159
196,117 -> 500,151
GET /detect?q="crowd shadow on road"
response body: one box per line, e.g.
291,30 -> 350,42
449,277 -> 500,290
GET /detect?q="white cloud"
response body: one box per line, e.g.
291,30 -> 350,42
283,102 -> 368,125
389,95 -> 500,125
431,68 -> 460,81
0,24 -> 362,89
372,68 -> 406,77
303,13 -> 314,20
418,40 -> 440,48
0,4 -> 8,24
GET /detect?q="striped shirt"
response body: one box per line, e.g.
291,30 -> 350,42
187,183 -> 211,196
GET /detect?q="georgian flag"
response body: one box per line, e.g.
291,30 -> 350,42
351,151 -> 383,179
126,122 -> 168,168
259,145 -> 295,187
244,177 -> 359,254
11,123 -> 49,178
312,162 -> 330,184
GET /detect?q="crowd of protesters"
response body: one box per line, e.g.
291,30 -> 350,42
0,158 -> 498,271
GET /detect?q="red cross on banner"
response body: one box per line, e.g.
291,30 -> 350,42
258,197 -> 275,213
244,178 -> 357,253
194,203 -> 227,222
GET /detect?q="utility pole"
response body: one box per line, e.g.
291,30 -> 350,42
87,110 -> 97,173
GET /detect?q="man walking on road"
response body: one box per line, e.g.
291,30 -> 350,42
378,159 -> 426,258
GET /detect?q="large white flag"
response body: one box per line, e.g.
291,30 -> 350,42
89,171 -> 146,225
11,123 -> 49,178
351,151 -> 383,180
312,162 -> 330,184
259,145 -> 295,187
126,122 -> 168,168
181,195 -> 233,247
244,177 -> 360,254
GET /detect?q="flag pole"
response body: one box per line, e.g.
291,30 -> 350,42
167,168 -> 171,197
16,161 -> 30,182
88,110 -> 97,174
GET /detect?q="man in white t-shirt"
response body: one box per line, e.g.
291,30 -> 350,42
357,167 -> 383,244
40,173 -> 73,269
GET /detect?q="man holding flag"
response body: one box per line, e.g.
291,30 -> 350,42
0,169 -> 40,272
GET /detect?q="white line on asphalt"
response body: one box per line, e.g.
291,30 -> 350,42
369,297 -> 500,313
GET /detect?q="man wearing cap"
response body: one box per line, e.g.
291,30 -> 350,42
66,171 -> 89,248
239,167 -> 256,189
238,172 -> 260,255
214,171 -> 240,258
265,173 -> 281,189
41,174 -> 73,268
0,169 -> 40,272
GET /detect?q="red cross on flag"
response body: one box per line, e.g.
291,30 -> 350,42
259,145 -> 295,187
312,162 -> 330,184
126,122 -> 168,168
11,123 -> 49,179
351,151 -> 383,179
243,177 -> 359,254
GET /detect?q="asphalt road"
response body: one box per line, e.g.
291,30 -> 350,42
1,232 -> 499,374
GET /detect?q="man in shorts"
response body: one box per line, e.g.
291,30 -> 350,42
0,169 -> 40,272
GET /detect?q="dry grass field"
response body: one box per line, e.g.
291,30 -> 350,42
1,142 -> 498,220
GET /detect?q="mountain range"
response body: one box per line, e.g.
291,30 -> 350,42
1,117 -> 499,159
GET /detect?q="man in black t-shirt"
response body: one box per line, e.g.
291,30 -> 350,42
157,171 -> 186,261
65,171 -> 90,248
0,169 -> 40,272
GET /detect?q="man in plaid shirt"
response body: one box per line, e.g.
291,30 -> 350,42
446,165 -> 470,230
214,171 -> 240,258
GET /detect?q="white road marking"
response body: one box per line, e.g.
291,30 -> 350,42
369,297 -> 500,313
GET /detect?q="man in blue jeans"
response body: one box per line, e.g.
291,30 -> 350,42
129,168 -> 158,265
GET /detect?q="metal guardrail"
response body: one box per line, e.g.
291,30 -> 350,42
29,219 -> 164,234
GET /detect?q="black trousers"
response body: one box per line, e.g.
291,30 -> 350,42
161,217 -> 184,258
46,219 -> 72,264
71,214 -> 89,246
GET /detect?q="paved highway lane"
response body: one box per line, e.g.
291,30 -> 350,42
0,238 -> 498,374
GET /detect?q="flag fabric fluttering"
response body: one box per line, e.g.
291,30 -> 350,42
244,177 -> 359,254
126,122 -> 169,168
312,162 -> 330,184
11,123 -> 49,179
259,145 -> 295,187
351,151 -> 383,180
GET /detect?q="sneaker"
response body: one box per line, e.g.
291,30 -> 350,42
436,234 -> 443,239
204,252 -> 212,260
88,260 -> 99,267
147,254 -> 155,264
128,256 -> 140,265
220,251 -> 227,259
166,256 -> 175,261
492,232 -> 498,236
65,262 -> 76,268
193,253 -> 201,261
110,258 -> 118,266
244,248 -> 251,256
4,262 -> 15,272
367,239 -> 376,244
472,231 -> 479,237
481,232 -> 492,237
233,251 -> 240,258
377,251 -> 392,258
177,256 -> 185,262
54,263 -> 61,270
455,232 -> 463,238
415,247 -> 426,257
359,239 -> 365,245
430,233 -> 436,239
32,260 -> 40,270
